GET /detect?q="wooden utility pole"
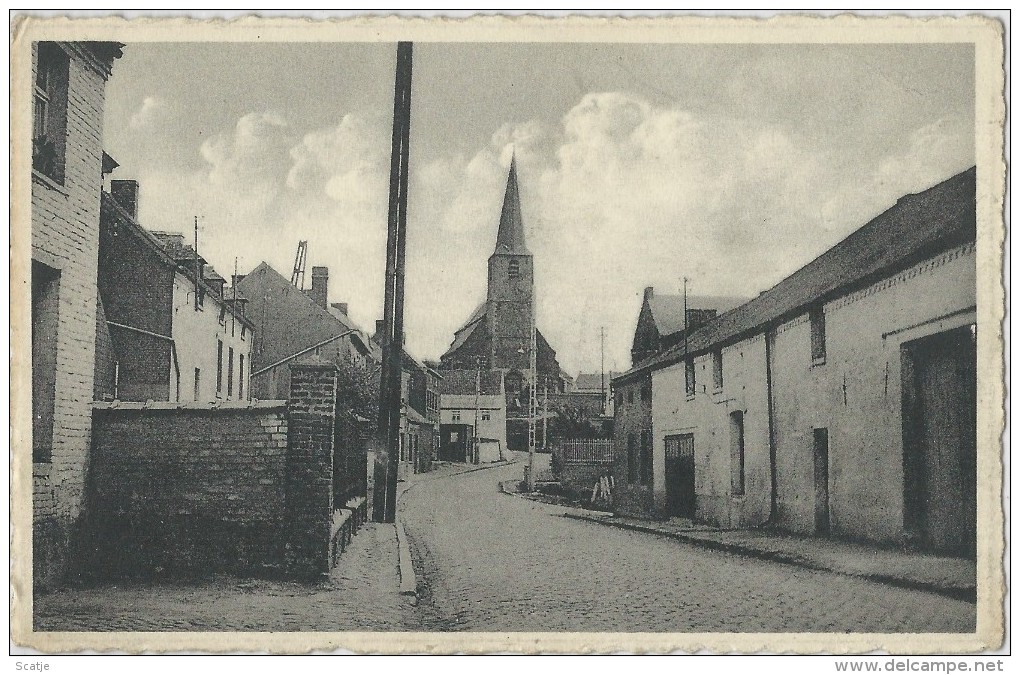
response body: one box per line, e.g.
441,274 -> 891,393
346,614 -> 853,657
373,42 -> 413,524
473,355 -> 481,464
600,326 -> 606,415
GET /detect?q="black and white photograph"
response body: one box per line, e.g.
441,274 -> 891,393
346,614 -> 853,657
11,12 -> 1006,658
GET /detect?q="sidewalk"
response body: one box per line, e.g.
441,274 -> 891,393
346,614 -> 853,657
562,512 -> 976,602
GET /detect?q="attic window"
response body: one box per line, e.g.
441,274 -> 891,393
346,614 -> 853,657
685,359 -> 696,397
508,259 -> 520,280
810,307 -> 827,364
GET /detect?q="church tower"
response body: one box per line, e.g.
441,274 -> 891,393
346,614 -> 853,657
487,155 -> 533,373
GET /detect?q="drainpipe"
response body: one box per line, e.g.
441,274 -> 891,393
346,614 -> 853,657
763,328 -> 778,526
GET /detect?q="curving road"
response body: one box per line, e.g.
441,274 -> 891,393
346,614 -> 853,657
400,456 -> 976,633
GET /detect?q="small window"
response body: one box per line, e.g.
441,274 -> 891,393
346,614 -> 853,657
685,359 -> 696,396
508,259 -> 520,279
641,383 -> 651,401
193,368 -> 201,401
452,410 -> 461,422
216,339 -> 223,393
712,350 -> 724,390
639,431 -> 652,485
227,347 -> 235,397
481,411 -> 491,421
615,390 -> 623,407
730,411 -> 745,496
627,389 -> 634,404
32,43 -> 69,184
810,307 -> 827,363
627,433 -> 638,483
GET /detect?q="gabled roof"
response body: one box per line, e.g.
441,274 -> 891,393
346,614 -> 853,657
615,166 -> 977,385
574,372 -> 621,392
648,294 -> 748,336
442,301 -> 487,359
492,155 -> 530,256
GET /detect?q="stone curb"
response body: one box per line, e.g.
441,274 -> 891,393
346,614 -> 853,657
394,458 -> 517,602
561,513 -> 976,603
498,480 -> 614,518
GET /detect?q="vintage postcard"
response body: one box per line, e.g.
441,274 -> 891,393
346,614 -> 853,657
10,13 -> 1006,656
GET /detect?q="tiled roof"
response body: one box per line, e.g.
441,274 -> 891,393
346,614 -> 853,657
573,372 -> 621,391
615,166 -> 976,384
442,301 -> 487,358
648,294 -> 748,336
438,369 -> 504,396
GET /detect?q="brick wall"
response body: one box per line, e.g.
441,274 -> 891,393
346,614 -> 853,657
612,374 -> 655,518
285,360 -> 338,578
31,42 -> 116,588
80,400 -> 289,579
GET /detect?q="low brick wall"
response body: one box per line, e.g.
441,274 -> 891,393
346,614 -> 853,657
80,400 -> 289,579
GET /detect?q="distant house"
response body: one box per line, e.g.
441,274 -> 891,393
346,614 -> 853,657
613,292 -> 745,518
438,370 -> 507,463
236,262 -> 378,402
30,40 -> 122,587
94,181 -> 255,404
621,168 -> 977,556
572,371 -> 621,416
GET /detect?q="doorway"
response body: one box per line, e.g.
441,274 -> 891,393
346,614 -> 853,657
664,434 -> 695,518
439,424 -> 472,463
813,428 -> 830,535
902,325 -> 977,557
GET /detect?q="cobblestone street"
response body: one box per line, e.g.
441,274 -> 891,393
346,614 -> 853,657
400,455 -> 977,633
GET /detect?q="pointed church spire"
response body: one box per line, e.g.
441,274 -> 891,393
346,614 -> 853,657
493,152 -> 530,255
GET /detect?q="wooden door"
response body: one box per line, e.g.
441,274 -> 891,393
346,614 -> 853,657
665,434 -> 696,518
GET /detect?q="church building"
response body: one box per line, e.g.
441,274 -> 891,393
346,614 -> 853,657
439,157 -> 565,450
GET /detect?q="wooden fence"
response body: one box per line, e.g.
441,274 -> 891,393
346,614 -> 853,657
557,438 -> 614,465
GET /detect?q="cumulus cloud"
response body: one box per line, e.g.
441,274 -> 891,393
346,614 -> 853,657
129,92 -> 974,376
128,96 -> 169,128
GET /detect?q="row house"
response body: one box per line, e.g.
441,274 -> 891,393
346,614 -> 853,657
613,167 -> 977,557
438,369 -> 507,463
30,40 -> 122,587
94,180 -> 255,404
612,292 -> 746,518
236,262 -> 378,402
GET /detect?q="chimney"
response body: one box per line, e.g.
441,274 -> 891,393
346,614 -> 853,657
308,266 -> 328,310
110,179 -> 139,220
644,286 -> 654,300
331,301 -> 349,316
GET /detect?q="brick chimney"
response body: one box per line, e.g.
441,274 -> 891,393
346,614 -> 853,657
307,266 -> 328,310
644,286 -> 654,301
110,179 -> 139,220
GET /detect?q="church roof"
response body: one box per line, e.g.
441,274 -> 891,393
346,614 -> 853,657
492,155 -> 530,256
441,301 -> 487,358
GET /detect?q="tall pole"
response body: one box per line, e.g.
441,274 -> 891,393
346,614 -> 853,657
542,380 -> 548,450
683,277 -> 689,359
373,41 -> 413,524
193,216 -> 200,311
473,356 -> 481,464
527,315 -> 537,491
600,326 -> 606,415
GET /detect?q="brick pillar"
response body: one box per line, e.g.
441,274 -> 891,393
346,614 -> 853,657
285,356 -> 338,578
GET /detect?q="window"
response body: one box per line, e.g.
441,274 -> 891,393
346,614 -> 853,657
627,433 -> 638,483
227,347 -> 234,397
641,383 -> 651,402
216,339 -> 223,393
32,260 -> 60,463
241,324 -> 247,340
32,43 -> 69,184
615,390 -> 623,407
508,259 -> 520,279
810,307 -> 827,363
627,389 -> 634,404
639,431 -> 652,485
685,359 -> 696,396
452,410 -> 461,422
238,354 -> 244,399
481,411 -> 491,421
712,350 -> 724,390
194,368 -> 201,401
730,411 -> 745,496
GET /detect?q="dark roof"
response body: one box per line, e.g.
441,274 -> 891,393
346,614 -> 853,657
573,372 -> 621,391
438,369 -> 504,396
442,301 -> 487,358
648,294 -> 748,336
615,166 -> 976,384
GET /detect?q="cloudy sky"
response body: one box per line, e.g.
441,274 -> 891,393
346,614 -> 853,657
102,41 -> 975,374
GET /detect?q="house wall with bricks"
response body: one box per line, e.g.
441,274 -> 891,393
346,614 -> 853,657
30,41 -> 119,588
